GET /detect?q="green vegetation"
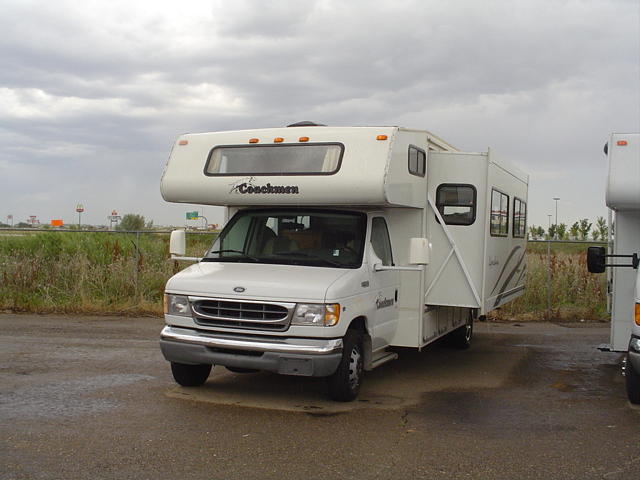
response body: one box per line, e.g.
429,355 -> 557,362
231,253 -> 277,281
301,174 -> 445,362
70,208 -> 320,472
0,232 -> 608,320
492,250 -> 608,322
0,231 -> 213,315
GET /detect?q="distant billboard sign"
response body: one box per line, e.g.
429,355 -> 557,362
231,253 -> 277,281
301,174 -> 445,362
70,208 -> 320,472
51,219 -> 64,227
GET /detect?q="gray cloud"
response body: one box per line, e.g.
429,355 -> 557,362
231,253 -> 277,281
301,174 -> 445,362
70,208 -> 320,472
0,0 -> 638,228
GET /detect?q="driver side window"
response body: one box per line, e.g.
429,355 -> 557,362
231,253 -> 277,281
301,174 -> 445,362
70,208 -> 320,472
371,217 -> 393,266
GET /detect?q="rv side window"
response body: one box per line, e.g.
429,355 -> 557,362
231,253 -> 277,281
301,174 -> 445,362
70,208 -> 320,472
371,217 -> 394,266
205,143 -> 344,176
435,184 -> 476,225
513,198 -> 526,238
408,146 -> 426,177
490,189 -> 509,236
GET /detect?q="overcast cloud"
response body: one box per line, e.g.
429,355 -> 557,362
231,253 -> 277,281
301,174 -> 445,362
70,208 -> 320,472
1,0 -> 638,228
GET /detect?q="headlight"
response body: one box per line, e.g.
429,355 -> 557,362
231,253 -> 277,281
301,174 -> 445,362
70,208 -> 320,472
292,303 -> 340,327
630,337 -> 640,353
164,294 -> 191,316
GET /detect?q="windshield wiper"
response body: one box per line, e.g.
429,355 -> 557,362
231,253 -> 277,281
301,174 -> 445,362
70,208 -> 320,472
270,251 -> 343,268
206,249 -> 260,262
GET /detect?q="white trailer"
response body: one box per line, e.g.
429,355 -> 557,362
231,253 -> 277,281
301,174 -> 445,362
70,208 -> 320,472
159,123 -> 529,401
587,133 -> 640,404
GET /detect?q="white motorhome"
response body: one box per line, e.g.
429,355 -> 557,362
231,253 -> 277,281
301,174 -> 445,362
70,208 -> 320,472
587,133 -> 640,404
159,123 -> 529,401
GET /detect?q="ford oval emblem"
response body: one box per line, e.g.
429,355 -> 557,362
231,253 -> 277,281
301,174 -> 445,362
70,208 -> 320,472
233,287 -> 246,293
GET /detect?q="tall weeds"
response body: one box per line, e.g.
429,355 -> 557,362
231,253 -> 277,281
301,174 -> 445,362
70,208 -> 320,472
0,232 -> 608,320
0,232 -> 213,315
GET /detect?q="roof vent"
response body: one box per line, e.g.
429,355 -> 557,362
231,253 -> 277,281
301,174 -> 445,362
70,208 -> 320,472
286,121 -> 327,127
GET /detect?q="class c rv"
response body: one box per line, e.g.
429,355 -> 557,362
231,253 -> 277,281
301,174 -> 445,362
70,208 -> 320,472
159,122 -> 529,401
587,133 -> 640,404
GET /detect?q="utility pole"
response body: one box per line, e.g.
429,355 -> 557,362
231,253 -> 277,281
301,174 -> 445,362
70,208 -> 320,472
552,197 -> 560,238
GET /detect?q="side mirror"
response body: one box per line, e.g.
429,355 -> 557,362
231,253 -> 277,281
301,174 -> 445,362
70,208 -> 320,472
587,246 -> 606,273
170,230 -> 186,256
409,237 -> 430,265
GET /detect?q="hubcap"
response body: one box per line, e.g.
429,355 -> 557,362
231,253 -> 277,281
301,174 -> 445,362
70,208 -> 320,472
348,345 -> 362,389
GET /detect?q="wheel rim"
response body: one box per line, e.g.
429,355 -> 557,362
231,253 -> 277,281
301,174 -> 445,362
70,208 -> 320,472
348,344 -> 363,389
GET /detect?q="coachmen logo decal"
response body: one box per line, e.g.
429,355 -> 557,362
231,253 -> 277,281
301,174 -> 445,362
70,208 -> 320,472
229,177 -> 299,195
375,296 -> 394,309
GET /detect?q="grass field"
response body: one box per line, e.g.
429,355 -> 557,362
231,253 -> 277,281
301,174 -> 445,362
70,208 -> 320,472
0,231 -> 608,320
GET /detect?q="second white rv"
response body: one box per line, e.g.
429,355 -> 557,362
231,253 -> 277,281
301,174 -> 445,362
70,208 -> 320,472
159,123 -> 529,401
587,133 -> 640,404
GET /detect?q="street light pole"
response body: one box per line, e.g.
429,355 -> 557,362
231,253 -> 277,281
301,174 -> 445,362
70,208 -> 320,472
553,197 -> 560,237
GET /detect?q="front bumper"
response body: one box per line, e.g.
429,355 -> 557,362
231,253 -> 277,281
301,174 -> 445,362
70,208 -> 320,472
160,326 -> 343,377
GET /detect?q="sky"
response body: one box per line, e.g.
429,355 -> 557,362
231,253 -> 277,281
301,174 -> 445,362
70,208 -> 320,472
1,0 -> 638,229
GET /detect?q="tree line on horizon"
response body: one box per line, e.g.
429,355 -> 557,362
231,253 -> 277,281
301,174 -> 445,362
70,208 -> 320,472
528,216 -> 608,241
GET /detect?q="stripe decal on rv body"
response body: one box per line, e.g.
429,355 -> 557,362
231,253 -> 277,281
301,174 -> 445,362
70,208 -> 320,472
493,252 -> 527,307
489,245 -> 523,295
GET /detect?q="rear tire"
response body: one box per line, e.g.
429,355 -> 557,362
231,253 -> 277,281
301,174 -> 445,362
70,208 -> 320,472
170,362 -> 212,387
625,354 -> 640,404
328,329 -> 364,402
449,312 -> 474,350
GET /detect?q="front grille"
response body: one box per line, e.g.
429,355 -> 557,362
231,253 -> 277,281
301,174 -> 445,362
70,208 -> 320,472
191,298 -> 293,331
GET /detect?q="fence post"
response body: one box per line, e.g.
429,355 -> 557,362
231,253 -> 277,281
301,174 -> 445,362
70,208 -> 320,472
547,238 -> 551,320
135,231 -> 140,296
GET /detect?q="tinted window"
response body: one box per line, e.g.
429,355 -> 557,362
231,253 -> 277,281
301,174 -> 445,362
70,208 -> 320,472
513,198 -> 527,238
408,146 -> 426,177
436,184 -> 476,225
371,217 -> 394,266
490,189 -> 509,236
205,144 -> 343,176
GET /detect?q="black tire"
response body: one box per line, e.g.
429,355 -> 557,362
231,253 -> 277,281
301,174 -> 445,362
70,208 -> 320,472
226,366 -> 259,374
625,354 -> 640,404
449,312 -> 474,350
170,362 -> 212,387
328,329 -> 364,402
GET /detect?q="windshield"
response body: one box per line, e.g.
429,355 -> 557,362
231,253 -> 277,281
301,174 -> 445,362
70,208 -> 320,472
204,209 -> 366,268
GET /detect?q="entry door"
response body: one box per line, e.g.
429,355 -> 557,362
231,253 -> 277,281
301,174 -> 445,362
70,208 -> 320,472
369,216 -> 400,350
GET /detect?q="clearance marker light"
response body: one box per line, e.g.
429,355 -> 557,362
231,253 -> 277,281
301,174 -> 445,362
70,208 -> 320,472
376,135 -> 388,141
617,140 -> 628,146
178,140 -> 188,146
274,137 -> 284,143
299,136 -> 310,142
249,138 -> 259,143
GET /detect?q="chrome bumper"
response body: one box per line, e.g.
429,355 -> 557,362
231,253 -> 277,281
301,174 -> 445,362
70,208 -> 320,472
160,326 -> 343,355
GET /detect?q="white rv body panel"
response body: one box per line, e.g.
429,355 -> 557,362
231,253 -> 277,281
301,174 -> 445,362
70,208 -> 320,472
161,126 -> 456,208
604,133 -> 640,352
610,211 -> 640,351
425,151 -> 529,315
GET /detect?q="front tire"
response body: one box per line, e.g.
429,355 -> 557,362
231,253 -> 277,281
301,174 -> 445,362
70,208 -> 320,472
328,329 -> 364,402
170,362 -> 212,387
625,354 -> 640,404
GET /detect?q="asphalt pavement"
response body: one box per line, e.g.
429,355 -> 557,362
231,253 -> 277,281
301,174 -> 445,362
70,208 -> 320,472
1,315 -> 639,479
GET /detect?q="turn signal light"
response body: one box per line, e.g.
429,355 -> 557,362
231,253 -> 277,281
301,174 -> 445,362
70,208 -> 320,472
249,138 -> 259,143
376,135 -> 388,141
178,140 -> 188,146
274,137 -> 284,143
635,303 -> 640,326
617,140 -> 628,146
299,136 -> 309,142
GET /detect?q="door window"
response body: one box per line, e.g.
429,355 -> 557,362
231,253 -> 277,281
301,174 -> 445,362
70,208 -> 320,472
371,217 -> 394,266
